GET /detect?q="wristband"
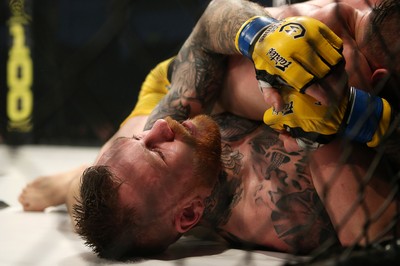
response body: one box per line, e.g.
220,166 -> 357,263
235,16 -> 278,58
344,87 -> 391,147
368,95 -> 392,147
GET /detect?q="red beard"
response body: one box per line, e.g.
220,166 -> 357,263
165,115 -> 221,188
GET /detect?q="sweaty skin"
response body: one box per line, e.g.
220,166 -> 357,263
19,0 -> 397,254
202,113 -> 338,252
221,0 -> 376,120
144,0 -> 397,251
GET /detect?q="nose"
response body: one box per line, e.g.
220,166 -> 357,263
142,119 -> 175,147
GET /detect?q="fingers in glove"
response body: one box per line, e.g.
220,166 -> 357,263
292,46 -> 331,80
318,23 -> 344,51
313,36 -> 343,67
258,80 -> 284,111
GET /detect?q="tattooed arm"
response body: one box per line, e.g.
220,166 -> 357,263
144,0 -> 271,129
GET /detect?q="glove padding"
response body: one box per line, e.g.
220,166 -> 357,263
236,16 -> 343,92
263,86 -> 392,148
263,86 -> 346,145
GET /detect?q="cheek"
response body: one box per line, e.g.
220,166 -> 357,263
169,148 -> 196,179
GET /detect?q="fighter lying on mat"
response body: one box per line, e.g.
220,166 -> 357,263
19,0 -> 400,260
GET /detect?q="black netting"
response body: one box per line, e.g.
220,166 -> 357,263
1,0 -> 399,265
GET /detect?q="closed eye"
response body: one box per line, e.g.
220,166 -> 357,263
132,134 -> 165,162
152,148 -> 166,161
132,134 -> 142,140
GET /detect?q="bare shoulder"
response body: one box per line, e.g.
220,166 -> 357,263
266,0 -> 331,20
267,0 -> 358,35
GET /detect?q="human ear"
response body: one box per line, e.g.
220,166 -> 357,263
174,198 -> 204,233
371,68 -> 390,90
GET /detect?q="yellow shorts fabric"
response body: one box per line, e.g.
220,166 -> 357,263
120,57 -> 173,126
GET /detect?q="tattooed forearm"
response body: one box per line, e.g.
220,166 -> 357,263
145,0 -> 272,129
144,90 -> 191,130
195,0 -> 271,54
145,36 -> 226,130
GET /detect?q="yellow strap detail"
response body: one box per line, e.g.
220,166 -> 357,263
367,98 -> 392,147
120,57 -> 173,127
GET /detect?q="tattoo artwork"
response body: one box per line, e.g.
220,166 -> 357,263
194,0 -> 270,54
203,171 -> 243,228
142,0 -> 339,253
212,113 -> 261,142
145,0 -> 270,130
271,188 -> 339,253
203,115 -> 338,252
144,41 -> 226,130
251,125 -> 338,251
203,113 -> 257,228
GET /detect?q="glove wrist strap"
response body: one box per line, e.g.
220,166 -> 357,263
344,87 -> 391,147
235,16 -> 278,58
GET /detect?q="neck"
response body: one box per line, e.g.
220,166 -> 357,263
198,172 -> 239,229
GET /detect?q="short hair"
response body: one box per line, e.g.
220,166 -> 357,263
73,165 -> 171,261
365,0 -> 400,71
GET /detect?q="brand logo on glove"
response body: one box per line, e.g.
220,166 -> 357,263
273,101 -> 294,116
267,48 -> 292,71
259,23 -> 282,42
280,22 -> 305,39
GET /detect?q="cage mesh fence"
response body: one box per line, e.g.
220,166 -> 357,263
1,0 -> 399,265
